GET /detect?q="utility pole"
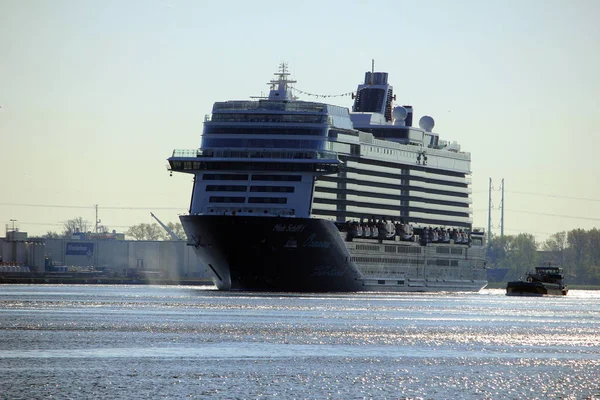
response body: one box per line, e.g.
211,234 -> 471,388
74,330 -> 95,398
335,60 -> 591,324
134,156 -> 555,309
94,204 -> 101,233
487,178 -> 492,243
487,178 -> 506,242
500,179 -> 505,237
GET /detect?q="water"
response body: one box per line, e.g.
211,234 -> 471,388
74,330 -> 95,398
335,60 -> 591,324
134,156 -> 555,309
1,285 -> 599,399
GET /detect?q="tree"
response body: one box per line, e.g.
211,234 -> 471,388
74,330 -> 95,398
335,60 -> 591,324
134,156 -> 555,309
126,223 -> 163,240
486,233 -> 539,281
165,221 -> 186,240
565,228 -> 588,282
486,235 -> 513,264
63,217 -> 91,237
43,231 -> 62,239
510,233 -> 539,279
125,221 -> 185,241
585,228 -> 600,284
541,231 -> 567,266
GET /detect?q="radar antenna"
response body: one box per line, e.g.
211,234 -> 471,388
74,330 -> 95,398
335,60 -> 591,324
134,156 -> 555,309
267,62 -> 296,101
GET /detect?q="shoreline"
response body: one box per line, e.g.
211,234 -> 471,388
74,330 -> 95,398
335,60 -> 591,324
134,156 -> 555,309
0,274 -> 213,286
3,276 -> 598,290
486,282 -> 599,290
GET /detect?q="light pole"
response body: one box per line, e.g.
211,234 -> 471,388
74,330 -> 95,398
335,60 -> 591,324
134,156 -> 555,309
9,219 -> 16,232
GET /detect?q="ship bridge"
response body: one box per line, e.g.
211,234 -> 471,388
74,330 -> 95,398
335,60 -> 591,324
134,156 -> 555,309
168,67 -> 360,219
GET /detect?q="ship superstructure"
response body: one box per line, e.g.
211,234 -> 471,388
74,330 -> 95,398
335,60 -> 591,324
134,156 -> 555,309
168,63 -> 487,292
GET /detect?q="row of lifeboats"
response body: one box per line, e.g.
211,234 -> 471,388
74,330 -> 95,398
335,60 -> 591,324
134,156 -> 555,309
421,227 -> 469,244
345,221 -> 471,244
347,221 -> 414,241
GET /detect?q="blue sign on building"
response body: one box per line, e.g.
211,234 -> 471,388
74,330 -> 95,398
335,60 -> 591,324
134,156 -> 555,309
66,242 -> 94,256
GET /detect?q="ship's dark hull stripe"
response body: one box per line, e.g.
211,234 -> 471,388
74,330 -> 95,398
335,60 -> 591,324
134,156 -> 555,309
180,215 -> 363,292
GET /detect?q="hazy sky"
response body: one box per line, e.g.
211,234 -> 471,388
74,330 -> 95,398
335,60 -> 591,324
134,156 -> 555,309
1,0 -> 599,242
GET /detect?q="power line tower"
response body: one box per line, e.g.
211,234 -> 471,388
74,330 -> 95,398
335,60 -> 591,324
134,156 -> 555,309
487,178 -> 505,242
500,178 -> 505,237
488,178 -> 492,243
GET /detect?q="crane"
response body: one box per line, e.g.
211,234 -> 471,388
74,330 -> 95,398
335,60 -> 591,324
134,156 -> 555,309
150,212 -> 182,241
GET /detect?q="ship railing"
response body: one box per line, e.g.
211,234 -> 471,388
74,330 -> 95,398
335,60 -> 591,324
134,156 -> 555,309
171,148 -> 339,161
171,149 -> 199,158
212,101 -> 326,113
370,137 -> 471,160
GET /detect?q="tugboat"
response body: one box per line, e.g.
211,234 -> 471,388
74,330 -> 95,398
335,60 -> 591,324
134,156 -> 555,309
506,265 -> 568,296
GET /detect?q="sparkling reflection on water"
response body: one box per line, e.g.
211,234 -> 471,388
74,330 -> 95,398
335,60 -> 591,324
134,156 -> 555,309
1,285 -> 599,399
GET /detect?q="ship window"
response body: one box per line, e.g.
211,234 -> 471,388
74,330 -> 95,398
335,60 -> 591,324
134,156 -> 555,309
250,186 -> 295,193
397,247 -> 421,254
202,138 -> 325,150
451,248 -> 463,255
451,260 -> 459,267
204,126 -> 326,136
203,174 -> 249,181
210,113 -> 327,124
248,197 -> 287,204
209,196 -> 245,203
378,280 -> 385,284
252,175 -> 302,182
206,185 -> 247,192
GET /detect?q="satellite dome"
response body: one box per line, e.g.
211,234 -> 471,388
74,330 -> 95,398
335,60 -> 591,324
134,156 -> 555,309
419,115 -> 435,132
392,106 -> 407,121
392,106 -> 408,126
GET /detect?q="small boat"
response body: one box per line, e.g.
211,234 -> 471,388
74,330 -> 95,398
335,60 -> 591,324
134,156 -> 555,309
506,265 -> 568,296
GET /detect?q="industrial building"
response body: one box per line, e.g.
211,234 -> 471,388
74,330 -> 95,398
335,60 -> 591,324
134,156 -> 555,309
0,228 -> 211,283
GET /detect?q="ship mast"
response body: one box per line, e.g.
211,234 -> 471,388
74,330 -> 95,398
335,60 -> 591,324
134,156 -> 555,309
267,62 -> 296,101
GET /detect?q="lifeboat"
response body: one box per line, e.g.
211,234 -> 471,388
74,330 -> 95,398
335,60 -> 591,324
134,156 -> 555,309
363,224 -> 370,238
384,221 -> 396,239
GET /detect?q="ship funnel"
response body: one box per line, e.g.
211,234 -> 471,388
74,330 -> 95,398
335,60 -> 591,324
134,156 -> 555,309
364,72 -> 389,85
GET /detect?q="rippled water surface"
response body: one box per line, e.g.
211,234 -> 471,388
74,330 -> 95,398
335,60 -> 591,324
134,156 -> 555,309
1,285 -> 599,399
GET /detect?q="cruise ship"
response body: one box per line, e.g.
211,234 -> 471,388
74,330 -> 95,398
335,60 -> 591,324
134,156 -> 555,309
168,64 -> 487,292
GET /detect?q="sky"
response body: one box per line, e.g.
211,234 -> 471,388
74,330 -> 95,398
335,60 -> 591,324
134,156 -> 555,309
1,0 -> 599,243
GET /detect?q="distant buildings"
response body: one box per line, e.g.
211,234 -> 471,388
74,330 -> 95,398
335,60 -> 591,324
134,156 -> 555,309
0,228 -> 209,281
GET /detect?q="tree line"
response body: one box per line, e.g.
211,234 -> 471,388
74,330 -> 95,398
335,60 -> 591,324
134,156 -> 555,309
487,228 -> 600,285
37,217 -> 186,241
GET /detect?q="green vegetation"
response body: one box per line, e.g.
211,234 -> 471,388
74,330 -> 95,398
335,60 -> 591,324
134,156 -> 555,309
34,217 -> 185,241
487,228 -> 600,285
125,222 -> 185,241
